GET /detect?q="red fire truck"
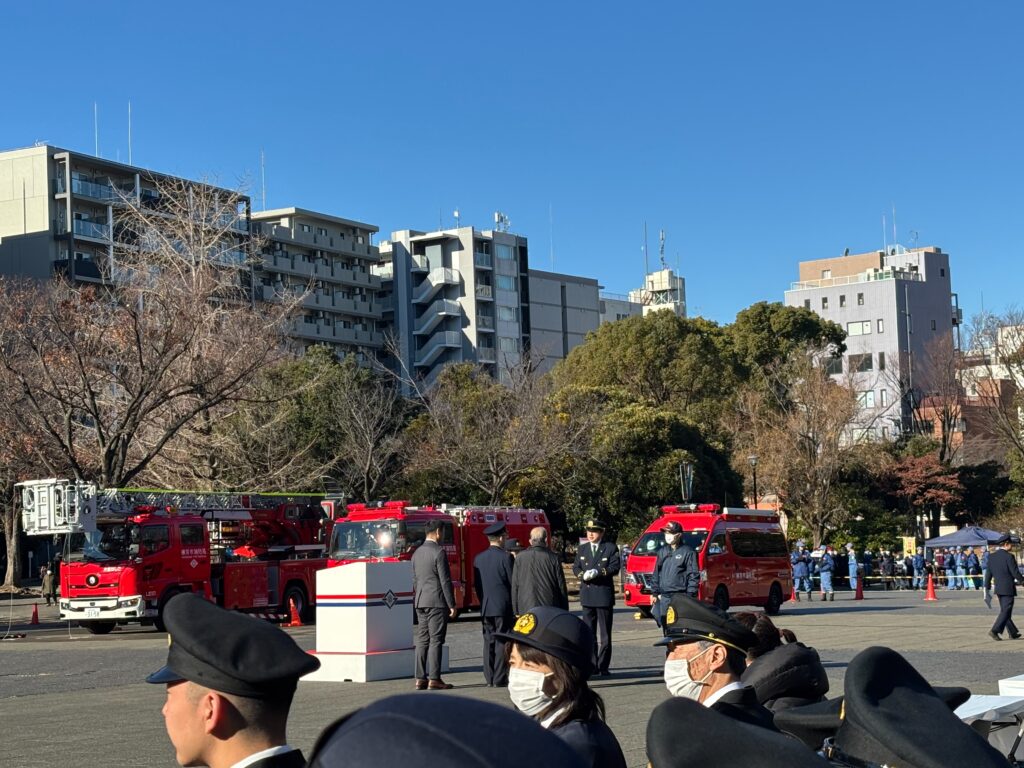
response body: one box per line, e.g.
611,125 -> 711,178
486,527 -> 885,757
623,504 -> 792,616
19,479 -> 331,634
328,501 -> 549,610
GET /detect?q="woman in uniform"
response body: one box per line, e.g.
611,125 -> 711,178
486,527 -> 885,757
498,606 -> 626,768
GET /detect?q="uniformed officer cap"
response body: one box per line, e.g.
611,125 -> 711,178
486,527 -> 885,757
504,538 -> 522,553
495,605 -> 595,677
307,693 -> 586,768
653,594 -> 757,653
145,592 -> 319,698
647,696 -> 830,768
660,520 -> 683,534
584,519 -> 606,531
993,533 -> 1011,545
483,522 -> 506,537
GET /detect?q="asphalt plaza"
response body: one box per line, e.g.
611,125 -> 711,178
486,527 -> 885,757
2,587 -> 1022,768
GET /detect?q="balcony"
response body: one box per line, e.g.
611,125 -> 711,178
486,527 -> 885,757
789,268 -> 923,291
53,257 -> 103,282
415,330 -> 461,367
415,299 -> 461,336
952,306 -> 963,326
71,178 -> 121,202
72,219 -> 111,240
413,268 -> 460,304
477,314 -> 495,332
477,347 -> 496,364
474,252 -> 493,269
475,284 -> 493,301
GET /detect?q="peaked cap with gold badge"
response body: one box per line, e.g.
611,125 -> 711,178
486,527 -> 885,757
495,605 -> 595,677
653,594 -> 757,653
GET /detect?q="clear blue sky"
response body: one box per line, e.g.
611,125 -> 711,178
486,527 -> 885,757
3,2 -> 1021,324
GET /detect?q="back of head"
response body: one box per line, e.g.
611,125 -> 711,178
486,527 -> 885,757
530,526 -> 548,546
308,694 -> 585,768
733,612 -> 796,660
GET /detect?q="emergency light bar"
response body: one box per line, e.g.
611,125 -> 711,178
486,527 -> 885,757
660,504 -> 722,514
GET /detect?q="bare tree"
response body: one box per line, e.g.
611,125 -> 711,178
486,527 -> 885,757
964,309 -> 1024,468
912,335 -> 967,465
0,176 -> 300,489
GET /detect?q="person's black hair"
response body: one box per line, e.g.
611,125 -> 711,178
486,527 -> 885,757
733,612 -> 798,661
509,642 -> 606,728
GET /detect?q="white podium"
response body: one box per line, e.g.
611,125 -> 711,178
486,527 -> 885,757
302,561 -> 447,683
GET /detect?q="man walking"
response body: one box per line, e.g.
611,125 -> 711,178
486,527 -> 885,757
413,520 -> 457,690
473,522 -> 515,687
511,526 -> 568,614
573,519 -> 620,676
818,545 -> 835,601
985,534 -> 1024,641
40,565 -> 55,607
650,521 -> 699,628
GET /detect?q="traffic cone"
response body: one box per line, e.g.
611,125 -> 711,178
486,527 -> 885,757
283,597 -> 303,627
924,574 -> 938,601
854,578 -> 864,601
788,583 -> 799,603
30,604 -> 39,625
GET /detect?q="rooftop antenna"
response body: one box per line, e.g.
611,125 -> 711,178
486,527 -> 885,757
260,148 -> 267,210
453,208 -> 460,228
127,100 -> 132,165
659,228 -> 667,270
93,102 -> 100,157
494,211 -> 511,233
909,229 -> 919,247
643,220 -> 649,276
891,203 -> 897,246
549,202 -> 554,270
882,214 -> 887,254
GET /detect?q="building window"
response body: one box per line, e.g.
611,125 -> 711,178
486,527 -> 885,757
300,224 -> 312,233
847,320 -> 872,336
825,356 -> 843,375
878,351 -> 885,371
931,319 -> 937,330
497,306 -> 518,322
804,299 -> 811,309
822,296 -> 829,310
880,389 -> 888,407
857,390 -> 876,408
857,293 -> 864,306
839,295 -> 847,308
496,243 -> 515,261
940,268 -> 946,277
849,353 -> 873,372
822,269 -> 832,279
877,319 -> 884,333
317,227 -> 328,236
496,275 -> 516,291
498,337 -> 519,353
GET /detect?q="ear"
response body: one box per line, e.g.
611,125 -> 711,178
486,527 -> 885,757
707,643 -> 730,674
199,690 -> 223,735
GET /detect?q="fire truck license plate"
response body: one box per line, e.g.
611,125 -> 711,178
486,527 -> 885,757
85,608 -> 100,618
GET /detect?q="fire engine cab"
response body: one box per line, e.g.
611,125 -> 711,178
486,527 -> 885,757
624,503 -> 792,616
328,501 -> 549,610
19,478 -> 330,634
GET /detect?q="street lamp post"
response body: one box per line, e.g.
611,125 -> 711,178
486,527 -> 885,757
748,455 -> 759,509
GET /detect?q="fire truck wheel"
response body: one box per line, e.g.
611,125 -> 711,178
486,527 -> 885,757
765,583 -> 784,616
282,584 -> 311,622
713,585 -> 730,612
154,588 -> 183,633
80,621 -> 115,635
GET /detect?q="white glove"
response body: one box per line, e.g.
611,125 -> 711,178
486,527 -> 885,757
583,568 -> 599,581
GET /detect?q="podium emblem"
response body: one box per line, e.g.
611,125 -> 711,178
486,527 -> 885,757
382,589 -> 398,609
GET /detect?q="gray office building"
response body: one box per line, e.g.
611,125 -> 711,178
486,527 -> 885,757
527,269 -> 600,372
783,245 -> 962,439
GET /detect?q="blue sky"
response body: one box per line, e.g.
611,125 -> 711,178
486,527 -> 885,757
3,2 -> 1021,324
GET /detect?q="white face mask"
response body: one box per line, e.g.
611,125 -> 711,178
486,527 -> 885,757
508,667 -> 554,717
664,646 -> 713,700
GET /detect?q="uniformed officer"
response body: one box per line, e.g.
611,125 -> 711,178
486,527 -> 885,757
572,519 -> 620,676
146,592 -> 319,768
655,594 -> 777,731
984,533 -> 1024,640
473,521 -> 515,686
649,520 -> 699,629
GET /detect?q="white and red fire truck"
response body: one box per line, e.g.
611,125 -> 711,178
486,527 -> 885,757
19,478 -> 331,634
328,501 -> 550,610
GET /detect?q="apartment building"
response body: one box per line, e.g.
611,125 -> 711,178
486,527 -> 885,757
0,144 -> 250,283
599,267 -> 686,325
527,269 -> 600,372
252,208 -> 382,361
377,226 -> 530,386
783,245 -> 961,438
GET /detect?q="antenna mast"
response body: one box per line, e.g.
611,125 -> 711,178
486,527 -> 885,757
659,229 -> 667,269
94,102 -> 99,157
260,148 -> 266,210
643,221 -> 649,276
127,100 -> 132,165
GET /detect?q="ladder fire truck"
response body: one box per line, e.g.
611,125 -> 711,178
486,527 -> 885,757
19,478 -> 332,634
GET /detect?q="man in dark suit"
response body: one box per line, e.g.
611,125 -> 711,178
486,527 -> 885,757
146,593 -> 319,768
572,518 -> 621,676
473,521 -> 515,686
984,533 -> 1024,641
413,519 -> 457,689
512,526 -> 568,615
655,594 -> 777,731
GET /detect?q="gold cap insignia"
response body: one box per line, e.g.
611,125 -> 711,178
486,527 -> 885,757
666,606 -> 676,625
514,613 -> 537,635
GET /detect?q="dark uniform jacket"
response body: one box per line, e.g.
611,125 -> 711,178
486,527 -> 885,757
650,544 -> 699,597
573,540 -> 621,608
246,749 -> 306,768
551,718 -> 627,768
412,539 -> 455,609
710,685 -> 779,731
511,545 -> 569,614
985,549 -> 1023,596
473,545 -> 514,617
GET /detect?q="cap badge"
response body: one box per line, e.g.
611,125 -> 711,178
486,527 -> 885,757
513,613 -> 537,635
665,606 -> 676,625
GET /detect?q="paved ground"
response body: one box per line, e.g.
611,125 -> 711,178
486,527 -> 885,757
1,587 -> 1020,768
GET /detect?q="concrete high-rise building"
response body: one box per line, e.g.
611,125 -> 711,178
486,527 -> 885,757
527,269 -> 600,372
377,226 -> 530,387
599,292 -> 643,325
599,267 -> 687,325
252,208 -> 383,362
784,245 -> 962,439
0,144 -> 251,283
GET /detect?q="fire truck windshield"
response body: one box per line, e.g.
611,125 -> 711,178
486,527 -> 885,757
65,523 -> 141,563
329,521 -> 400,559
632,530 -> 708,556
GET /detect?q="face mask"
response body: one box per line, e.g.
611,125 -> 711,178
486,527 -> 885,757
664,646 -> 713,700
508,667 -> 554,717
